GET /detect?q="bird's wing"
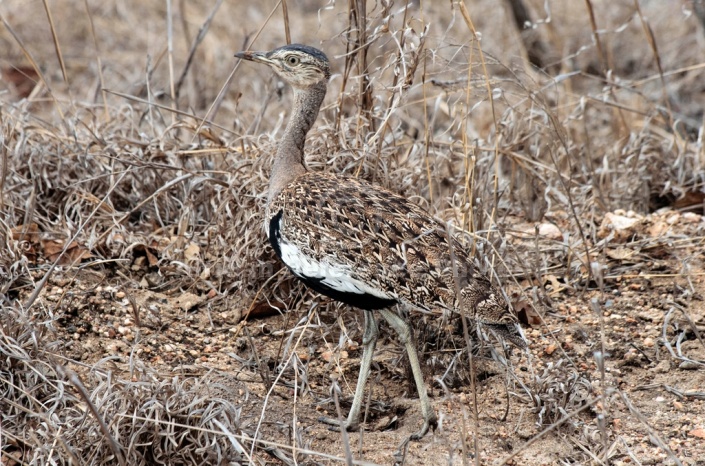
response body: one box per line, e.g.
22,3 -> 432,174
269,172 -> 466,310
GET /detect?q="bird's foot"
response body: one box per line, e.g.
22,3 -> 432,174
409,415 -> 437,441
318,416 -> 360,432
393,415 -> 438,463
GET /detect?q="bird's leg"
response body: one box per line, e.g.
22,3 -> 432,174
378,308 -> 437,441
320,310 -> 378,431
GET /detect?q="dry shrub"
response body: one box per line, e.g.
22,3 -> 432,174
0,303 -> 247,465
1,0 -> 703,464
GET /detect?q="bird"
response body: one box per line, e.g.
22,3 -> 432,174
235,43 -> 526,442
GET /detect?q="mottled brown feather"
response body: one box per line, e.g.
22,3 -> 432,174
268,172 -> 523,345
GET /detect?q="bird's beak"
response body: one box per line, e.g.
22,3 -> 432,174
234,50 -> 272,65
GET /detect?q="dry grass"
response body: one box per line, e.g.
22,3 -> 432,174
2,0 -> 705,464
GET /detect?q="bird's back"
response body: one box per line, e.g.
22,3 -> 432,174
267,172 -> 480,312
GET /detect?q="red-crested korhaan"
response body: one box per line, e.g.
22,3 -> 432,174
235,43 -> 526,441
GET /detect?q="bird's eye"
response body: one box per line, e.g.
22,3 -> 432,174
286,56 -> 300,65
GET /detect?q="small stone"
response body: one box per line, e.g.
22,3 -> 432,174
643,337 -> 655,347
538,223 -> 562,239
682,212 -> 701,223
679,361 -> 701,370
598,212 -> 641,240
689,428 -> 705,439
545,344 -> 557,355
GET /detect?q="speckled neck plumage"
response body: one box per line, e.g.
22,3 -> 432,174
268,79 -> 328,204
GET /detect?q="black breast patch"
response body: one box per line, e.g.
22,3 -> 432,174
296,274 -> 397,311
269,209 -> 283,259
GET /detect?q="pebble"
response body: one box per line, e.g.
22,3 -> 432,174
682,212 -> 701,223
538,223 -> 562,239
679,361 -> 701,370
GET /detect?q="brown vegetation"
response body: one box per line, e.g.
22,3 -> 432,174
1,0 -> 704,464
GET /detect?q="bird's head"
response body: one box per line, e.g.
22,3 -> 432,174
460,279 -> 527,348
235,44 -> 331,88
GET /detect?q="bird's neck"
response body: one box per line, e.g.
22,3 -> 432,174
268,80 -> 328,204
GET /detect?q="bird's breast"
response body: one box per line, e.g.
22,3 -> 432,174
267,208 -> 396,310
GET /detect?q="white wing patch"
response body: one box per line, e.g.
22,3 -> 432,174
279,240 -> 392,300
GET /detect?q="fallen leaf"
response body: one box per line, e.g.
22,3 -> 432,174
605,247 -> 636,261
11,223 -> 40,243
132,244 -> 159,267
543,274 -> 566,296
4,65 -> 40,98
42,239 -> 92,265
184,242 -> 200,261
514,299 -> 541,326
